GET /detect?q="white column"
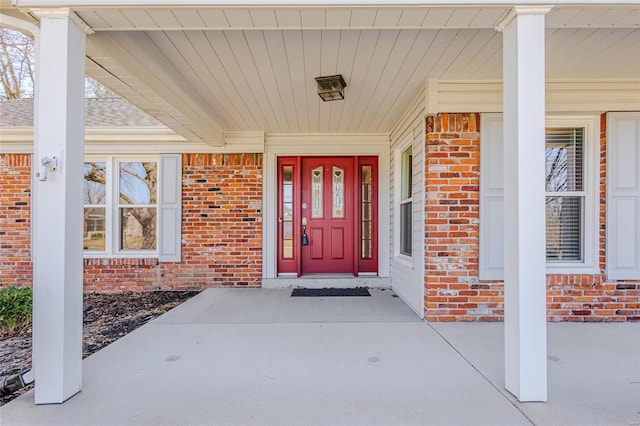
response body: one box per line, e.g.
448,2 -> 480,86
31,9 -> 91,404
498,6 -> 551,402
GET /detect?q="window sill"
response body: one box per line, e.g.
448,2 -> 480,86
546,265 -> 600,275
83,252 -> 158,259
393,255 -> 414,269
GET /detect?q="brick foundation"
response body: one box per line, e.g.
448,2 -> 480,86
1,153 -> 263,291
424,113 -> 639,322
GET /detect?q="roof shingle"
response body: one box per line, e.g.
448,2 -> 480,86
0,97 -> 165,128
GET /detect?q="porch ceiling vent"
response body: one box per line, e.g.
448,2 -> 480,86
315,75 -> 346,101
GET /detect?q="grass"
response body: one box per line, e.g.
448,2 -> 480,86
0,286 -> 32,337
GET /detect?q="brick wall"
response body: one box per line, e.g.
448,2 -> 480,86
1,153 -> 263,291
0,154 -> 32,287
424,113 -> 639,322
424,114 -> 490,321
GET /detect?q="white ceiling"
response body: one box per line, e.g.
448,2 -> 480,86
3,4 -> 639,144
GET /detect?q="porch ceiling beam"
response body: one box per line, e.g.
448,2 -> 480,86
499,5 -> 549,402
88,31 -> 226,146
13,0 -> 640,6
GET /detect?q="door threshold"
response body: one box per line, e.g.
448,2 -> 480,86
263,276 -> 391,289
300,273 -> 355,279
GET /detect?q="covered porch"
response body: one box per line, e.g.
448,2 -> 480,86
2,288 -> 639,425
0,0 -> 638,407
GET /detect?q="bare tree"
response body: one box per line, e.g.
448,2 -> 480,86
0,25 -> 116,99
85,75 -> 116,98
0,26 -> 35,99
84,161 -> 158,250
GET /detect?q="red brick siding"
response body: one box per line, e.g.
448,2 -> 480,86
424,113 -> 639,322
1,153 -> 263,291
424,114 -> 489,322
0,154 -> 32,287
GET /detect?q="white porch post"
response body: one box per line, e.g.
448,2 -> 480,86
31,9 -> 91,404
498,6 -> 551,402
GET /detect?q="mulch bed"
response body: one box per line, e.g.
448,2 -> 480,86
0,291 -> 198,406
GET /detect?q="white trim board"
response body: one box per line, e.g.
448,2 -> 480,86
14,1 -> 640,7
0,129 -> 265,154
426,80 -> 640,114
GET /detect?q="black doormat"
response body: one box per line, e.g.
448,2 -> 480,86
291,288 -> 371,297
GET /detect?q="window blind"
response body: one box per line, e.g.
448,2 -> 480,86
545,128 -> 584,262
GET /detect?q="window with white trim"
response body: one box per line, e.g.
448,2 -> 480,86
83,157 -> 158,256
399,146 -> 413,257
479,115 -> 599,279
545,127 -> 584,262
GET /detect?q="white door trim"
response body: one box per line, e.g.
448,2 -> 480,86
262,133 -> 391,280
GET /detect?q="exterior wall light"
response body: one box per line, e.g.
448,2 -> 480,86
315,75 -> 346,101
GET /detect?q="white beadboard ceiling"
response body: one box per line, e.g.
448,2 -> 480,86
7,4 -> 640,144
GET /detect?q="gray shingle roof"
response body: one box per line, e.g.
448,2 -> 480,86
0,97 -> 165,127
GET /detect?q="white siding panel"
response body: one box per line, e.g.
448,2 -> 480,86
469,8 -> 510,28
146,9 -> 181,28
398,9 -> 428,27
250,10 -> 278,28
326,9 -> 351,28
446,8 -> 481,28
302,30 -> 322,132
173,9 -> 206,28
224,9 -> 254,28
282,31 -> 309,131
422,9 -> 454,28
301,9 -> 326,28
319,30 -> 341,132
244,31 -> 291,132
79,11 -> 109,29
608,112 -> 640,279
120,10 -> 157,29
357,30 -> 420,132
275,10 -> 301,27
350,9 -> 377,27
198,10 -> 230,28
390,90 -> 425,318
263,31 -> 300,131
97,9 -> 134,29
374,9 -> 402,28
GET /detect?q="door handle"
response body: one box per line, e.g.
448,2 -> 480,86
302,217 -> 309,246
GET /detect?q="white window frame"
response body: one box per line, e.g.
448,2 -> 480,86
394,137 -> 413,262
479,114 -> 600,279
545,116 -> 599,274
84,155 -> 160,259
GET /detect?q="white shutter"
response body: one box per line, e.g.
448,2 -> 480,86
158,154 -> 182,262
479,114 -> 505,280
607,113 -> 640,279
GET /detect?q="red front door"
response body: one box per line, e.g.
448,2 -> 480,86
276,156 -> 378,276
301,157 -> 355,273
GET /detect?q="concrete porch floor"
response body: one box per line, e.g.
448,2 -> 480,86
1,288 -> 638,426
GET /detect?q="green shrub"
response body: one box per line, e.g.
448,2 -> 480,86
0,286 -> 32,336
